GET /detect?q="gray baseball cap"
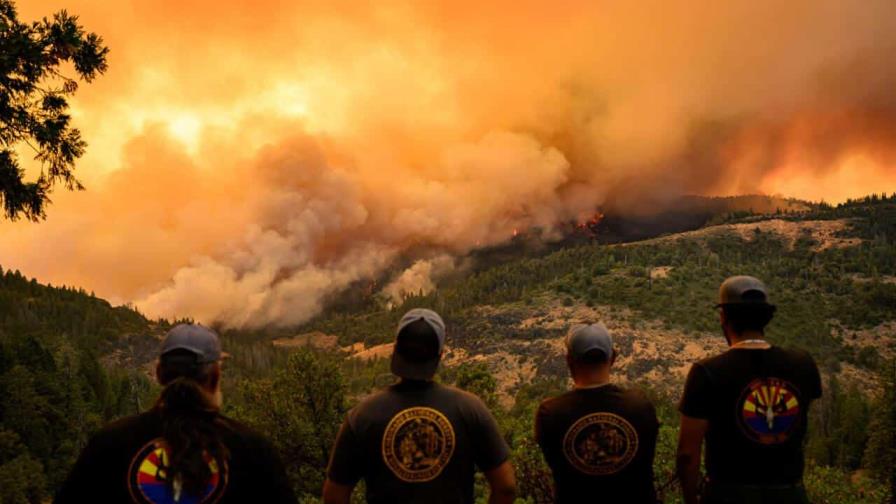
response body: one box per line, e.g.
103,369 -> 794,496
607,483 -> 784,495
718,275 -> 772,307
566,323 -> 614,361
160,324 -> 224,364
390,308 -> 446,380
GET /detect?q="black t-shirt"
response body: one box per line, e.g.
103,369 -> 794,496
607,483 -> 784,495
535,384 -> 659,504
327,380 -> 510,504
679,346 -> 822,485
54,408 -> 296,504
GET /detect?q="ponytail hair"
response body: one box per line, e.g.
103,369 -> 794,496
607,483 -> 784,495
157,351 -> 229,498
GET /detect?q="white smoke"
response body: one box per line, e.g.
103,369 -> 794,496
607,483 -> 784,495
135,131 -> 590,327
381,255 -> 456,305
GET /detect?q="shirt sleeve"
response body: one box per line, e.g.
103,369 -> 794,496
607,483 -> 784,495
643,397 -> 660,487
534,401 -> 559,469
53,432 -> 107,503
647,396 -> 661,433
326,417 -> 365,486
470,398 -> 511,472
645,396 -> 660,455
679,363 -> 713,419
534,403 -> 547,450
805,354 -> 823,400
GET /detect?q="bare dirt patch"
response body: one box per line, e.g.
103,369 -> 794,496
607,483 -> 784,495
272,331 -> 339,350
349,342 -> 394,361
836,321 -> 896,361
634,219 -> 861,251
849,274 -> 896,285
650,266 -> 674,279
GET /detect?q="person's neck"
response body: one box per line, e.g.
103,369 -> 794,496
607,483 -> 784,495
400,378 -> 434,385
209,387 -> 223,410
728,331 -> 769,348
573,371 -> 611,389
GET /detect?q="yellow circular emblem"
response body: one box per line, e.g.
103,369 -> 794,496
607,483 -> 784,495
563,412 -> 638,475
382,407 -> 456,482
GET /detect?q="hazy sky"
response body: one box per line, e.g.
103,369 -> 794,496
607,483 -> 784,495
3,0 -> 895,326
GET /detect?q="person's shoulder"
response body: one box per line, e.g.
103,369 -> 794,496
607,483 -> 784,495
76,410 -> 157,456
438,382 -> 487,407
104,411 -> 151,430
215,414 -> 279,451
696,350 -> 731,368
352,386 -> 394,412
436,383 -> 501,420
216,414 -> 260,437
537,389 -> 577,414
95,410 -> 155,441
617,385 -> 654,406
774,345 -> 816,364
615,386 -> 659,425
773,346 -> 821,378
342,386 -> 397,426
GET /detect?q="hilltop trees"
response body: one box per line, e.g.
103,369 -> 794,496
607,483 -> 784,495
0,0 -> 108,220
864,359 -> 896,503
0,267 -> 155,502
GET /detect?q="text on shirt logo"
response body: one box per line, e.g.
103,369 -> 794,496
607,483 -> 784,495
562,412 -> 639,476
382,407 -> 456,482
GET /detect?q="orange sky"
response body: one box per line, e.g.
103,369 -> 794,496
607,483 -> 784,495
3,0 -> 895,326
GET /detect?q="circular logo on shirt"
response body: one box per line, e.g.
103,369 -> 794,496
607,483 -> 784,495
737,378 -> 801,445
382,407 -> 456,482
562,412 -> 638,475
127,438 -> 227,504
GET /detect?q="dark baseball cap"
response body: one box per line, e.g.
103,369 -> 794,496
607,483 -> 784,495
160,324 -> 224,364
717,275 -> 772,307
390,308 -> 446,380
566,323 -> 613,361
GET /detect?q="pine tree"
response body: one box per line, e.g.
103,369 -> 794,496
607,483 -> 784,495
0,0 -> 108,220
863,359 -> 896,503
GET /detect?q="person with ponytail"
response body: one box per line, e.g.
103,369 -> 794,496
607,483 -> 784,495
56,324 -> 297,503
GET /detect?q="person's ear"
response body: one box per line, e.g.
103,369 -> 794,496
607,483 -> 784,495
610,348 -> 617,367
209,362 -> 222,389
566,353 -> 576,374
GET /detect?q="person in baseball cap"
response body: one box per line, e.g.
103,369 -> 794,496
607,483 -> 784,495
390,308 -> 447,380
677,276 -> 822,504
159,323 -> 227,363
56,324 -> 297,503
715,275 -> 777,346
325,308 -> 516,504
535,323 -> 659,503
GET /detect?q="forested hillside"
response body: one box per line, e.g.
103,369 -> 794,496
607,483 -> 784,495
1,194 -> 894,503
0,270 -> 161,501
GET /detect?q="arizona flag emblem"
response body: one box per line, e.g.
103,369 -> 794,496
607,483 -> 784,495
127,439 -> 227,504
738,378 -> 801,445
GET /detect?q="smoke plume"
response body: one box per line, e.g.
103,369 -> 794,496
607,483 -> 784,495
381,255 -> 457,306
